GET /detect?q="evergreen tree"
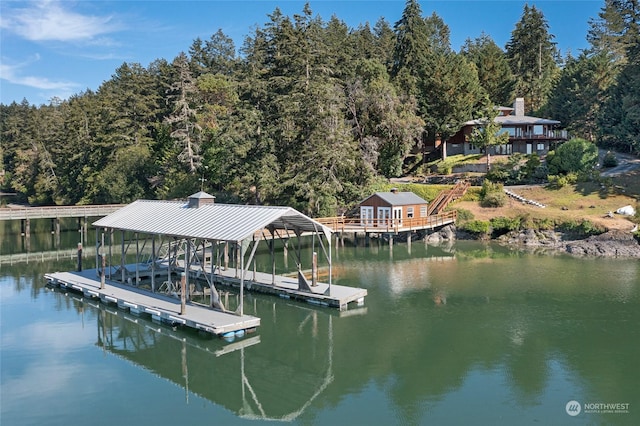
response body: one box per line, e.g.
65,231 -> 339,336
505,5 -> 560,112
588,0 -> 640,65
165,52 -> 202,173
391,0 -> 431,96
547,51 -> 616,141
461,33 -> 515,106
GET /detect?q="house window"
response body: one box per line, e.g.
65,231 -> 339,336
420,206 -> 427,217
537,143 -> 545,151
533,125 -> 544,135
407,207 -> 414,218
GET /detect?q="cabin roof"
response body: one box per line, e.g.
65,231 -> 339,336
464,115 -> 560,126
93,193 -> 331,243
360,192 -> 428,206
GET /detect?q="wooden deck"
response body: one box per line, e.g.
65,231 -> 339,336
316,210 -> 457,234
44,269 -> 260,337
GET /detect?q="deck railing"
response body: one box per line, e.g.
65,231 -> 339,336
0,204 -> 124,221
316,210 -> 457,233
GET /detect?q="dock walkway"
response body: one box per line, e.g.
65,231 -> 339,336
200,263 -> 367,310
45,269 -> 260,337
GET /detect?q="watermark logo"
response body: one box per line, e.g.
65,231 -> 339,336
566,400 -> 581,416
566,400 -> 630,416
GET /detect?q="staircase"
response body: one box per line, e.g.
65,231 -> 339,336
427,180 -> 470,215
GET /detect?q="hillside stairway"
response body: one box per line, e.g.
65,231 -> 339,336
427,180 -> 470,215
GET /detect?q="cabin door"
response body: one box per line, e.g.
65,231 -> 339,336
526,143 -> 532,154
377,207 -> 391,227
360,206 -> 374,227
393,207 -> 403,227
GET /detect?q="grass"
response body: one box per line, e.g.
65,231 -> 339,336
453,183 -> 638,232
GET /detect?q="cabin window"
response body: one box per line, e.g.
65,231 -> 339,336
537,143 -> 545,151
407,207 -> 414,218
420,206 -> 427,217
533,125 -> 544,135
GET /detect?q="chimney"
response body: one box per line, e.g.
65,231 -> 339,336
187,191 -> 215,208
514,98 -> 525,116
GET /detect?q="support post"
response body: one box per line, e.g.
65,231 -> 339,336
151,235 -> 156,293
180,272 -> 186,315
77,242 -> 83,272
121,231 -> 126,283
100,233 -> 106,290
312,251 -> 318,287
186,240 -> 191,301
239,243 -> 244,317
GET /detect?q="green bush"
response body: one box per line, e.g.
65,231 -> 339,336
479,180 -> 506,207
481,192 -> 506,207
602,151 -> 618,168
490,216 -> 521,233
480,180 -> 504,198
455,208 -> 475,223
462,220 -> 490,236
546,173 -> 578,189
556,219 -> 604,236
547,138 -> 599,175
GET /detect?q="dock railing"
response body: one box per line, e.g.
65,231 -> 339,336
0,204 -> 124,221
316,210 -> 457,233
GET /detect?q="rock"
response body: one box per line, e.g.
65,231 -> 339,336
564,230 -> 640,258
424,224 -> 457,242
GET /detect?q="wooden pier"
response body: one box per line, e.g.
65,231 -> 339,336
45,269 -> 260,337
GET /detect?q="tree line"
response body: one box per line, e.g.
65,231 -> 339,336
1,0 -> 638,215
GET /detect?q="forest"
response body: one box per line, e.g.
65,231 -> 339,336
1,0 -> 638,216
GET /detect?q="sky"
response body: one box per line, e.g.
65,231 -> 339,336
0,0 -> 605,106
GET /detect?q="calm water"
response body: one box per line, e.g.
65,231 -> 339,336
1,220 -> 639,425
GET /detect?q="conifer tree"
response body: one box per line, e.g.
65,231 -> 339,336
505,5 -> 560,113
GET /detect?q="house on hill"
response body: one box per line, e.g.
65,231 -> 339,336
358,190 -> 429,227
441,98 -> 568,159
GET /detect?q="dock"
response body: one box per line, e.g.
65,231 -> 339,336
183,262 -> 367,309
45,269 -> 260,337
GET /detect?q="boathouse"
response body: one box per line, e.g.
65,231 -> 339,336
358,190 -> 429,227
89,192 -> 365,312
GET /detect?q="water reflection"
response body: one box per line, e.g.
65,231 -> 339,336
2,240 -> 639,425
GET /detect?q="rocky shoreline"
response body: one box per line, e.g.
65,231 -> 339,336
424,225 -> 640,258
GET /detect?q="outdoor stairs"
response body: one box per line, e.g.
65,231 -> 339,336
427,180 -> 470,215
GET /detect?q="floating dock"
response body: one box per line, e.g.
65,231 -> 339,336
189,262 -> 367,310
45,269 -> 260,337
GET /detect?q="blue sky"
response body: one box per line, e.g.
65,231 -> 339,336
0,0 -> 604,106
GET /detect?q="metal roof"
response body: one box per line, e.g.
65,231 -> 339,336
360,192 -> 428,206
92,197 -> 332,243
465,115 -> 560,126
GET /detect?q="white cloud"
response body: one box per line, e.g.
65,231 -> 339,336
1,0 -> 122,42
0,57 -> 80,92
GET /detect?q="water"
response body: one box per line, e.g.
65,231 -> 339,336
1,220 -> 639,425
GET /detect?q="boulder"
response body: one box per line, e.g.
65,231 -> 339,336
565,230 -> 640,257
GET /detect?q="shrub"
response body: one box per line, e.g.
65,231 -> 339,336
602,151 -> 618,168
546,173 -> 578,189
490,216 -> 521,233
481,191 -> 507,207
547,138 -> 599,175
556,219 -> 604,236
462,220 -> 490,236
455,208 -> 475,223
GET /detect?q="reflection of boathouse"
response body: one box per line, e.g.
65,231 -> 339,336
89,295 -> 337,422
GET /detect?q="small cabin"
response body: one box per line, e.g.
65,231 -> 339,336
358,190 -> 429,227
